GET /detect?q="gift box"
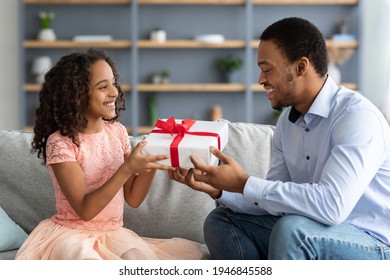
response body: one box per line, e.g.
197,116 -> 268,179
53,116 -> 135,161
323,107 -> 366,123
143,117 -> 229,169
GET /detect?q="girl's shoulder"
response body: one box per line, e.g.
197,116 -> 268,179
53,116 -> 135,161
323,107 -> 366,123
46,130 -> 79,165
47,130 -> 74,145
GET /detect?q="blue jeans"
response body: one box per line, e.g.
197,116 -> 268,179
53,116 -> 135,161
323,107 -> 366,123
204,206 -> 390,260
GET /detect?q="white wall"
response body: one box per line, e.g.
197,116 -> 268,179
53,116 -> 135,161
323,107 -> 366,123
360,0 -> 390,119
0,0 -> 19,130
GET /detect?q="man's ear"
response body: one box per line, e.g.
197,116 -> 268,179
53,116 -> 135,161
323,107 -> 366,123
296,57 -> 309,76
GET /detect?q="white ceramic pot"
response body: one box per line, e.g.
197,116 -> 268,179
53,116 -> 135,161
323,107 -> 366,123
37,28 -> 57,41
150,30 -> 166,43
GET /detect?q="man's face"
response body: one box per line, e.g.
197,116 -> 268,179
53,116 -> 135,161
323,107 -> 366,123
257,40 -> 298,111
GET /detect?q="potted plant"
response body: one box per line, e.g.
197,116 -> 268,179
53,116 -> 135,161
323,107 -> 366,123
161,68 -> 170,84
37,11 -> 56,41
216,55 -> 242,83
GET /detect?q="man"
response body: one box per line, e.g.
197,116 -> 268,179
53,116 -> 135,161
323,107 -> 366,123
169,17 -> 390,260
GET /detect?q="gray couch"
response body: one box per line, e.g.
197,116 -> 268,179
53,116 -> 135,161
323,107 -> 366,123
0,119 -> 275,260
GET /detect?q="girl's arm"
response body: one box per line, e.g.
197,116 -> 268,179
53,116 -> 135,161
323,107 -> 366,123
51,141 -> 170,221
123,168 -> 156,208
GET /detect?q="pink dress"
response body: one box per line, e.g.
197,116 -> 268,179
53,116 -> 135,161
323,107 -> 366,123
16,122 -> 205,260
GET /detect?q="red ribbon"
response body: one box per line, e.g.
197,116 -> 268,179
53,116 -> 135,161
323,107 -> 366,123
151,116 -> 221,167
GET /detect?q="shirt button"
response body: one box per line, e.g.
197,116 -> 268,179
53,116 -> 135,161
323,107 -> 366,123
305,127 -> 310,132
254,202 -> 259,206
306,156 -> 310,160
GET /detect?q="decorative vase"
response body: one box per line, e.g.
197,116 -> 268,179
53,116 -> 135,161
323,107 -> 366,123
32,56 -> 52,83
328,63 -> 341,84
151,73 -> 162,84
222,71 -> 238,83
37,28 -> 56,41
150,30 -> 166,43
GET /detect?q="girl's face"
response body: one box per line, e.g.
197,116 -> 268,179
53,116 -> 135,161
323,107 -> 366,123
257,40 -> 300,111
85,60 -> 118,123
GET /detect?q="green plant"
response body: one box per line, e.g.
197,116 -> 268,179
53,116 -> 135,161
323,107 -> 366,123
161,68 -> 170,78
216,55 -> 243,73
39,11 -> 55,29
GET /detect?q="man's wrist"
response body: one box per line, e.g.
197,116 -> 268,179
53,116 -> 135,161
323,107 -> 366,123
210,189 -> 222,200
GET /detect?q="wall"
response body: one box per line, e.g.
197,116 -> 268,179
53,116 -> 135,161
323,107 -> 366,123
21,2 -> 360,130
360,0 -> 390,118
3,1 -> 389,130
0,0 -> 19,130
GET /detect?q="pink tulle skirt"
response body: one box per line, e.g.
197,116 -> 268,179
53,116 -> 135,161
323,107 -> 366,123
15,219 -> 206,260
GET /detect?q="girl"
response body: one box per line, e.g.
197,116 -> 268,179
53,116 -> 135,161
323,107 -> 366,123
16,48 -> 205,260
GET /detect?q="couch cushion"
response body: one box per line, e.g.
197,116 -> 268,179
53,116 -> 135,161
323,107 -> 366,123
0,206 -> 28,252
0,130 -> 55,234
218,119 -> 275,179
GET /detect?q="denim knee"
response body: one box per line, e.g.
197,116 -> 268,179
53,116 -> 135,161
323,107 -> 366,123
203,206 -> 229,240
268,215 -> 314,259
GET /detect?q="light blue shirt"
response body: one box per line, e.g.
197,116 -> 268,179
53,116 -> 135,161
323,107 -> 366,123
218,76 -> 390,245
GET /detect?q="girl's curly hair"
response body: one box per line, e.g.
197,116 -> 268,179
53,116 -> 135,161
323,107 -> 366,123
31,48 -> 126,164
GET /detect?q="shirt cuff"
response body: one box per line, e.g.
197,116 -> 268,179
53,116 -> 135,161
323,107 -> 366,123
242,176 -> 268,208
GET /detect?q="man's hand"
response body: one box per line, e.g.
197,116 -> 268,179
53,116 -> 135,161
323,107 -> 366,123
190,146 -> 249,194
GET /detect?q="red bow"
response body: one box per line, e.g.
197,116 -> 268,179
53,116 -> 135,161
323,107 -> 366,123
154,116 -> 195,136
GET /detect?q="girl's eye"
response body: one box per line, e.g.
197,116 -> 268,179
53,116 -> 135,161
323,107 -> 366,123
99,85 -> 108,90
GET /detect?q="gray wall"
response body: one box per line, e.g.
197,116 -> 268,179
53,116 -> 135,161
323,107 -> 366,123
3,1 -> 389,130
0,0 -> 19,130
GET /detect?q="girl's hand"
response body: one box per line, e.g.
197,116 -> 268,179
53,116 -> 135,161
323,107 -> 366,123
124,141 -> 171,174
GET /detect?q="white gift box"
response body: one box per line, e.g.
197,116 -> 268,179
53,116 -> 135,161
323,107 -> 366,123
143,118 -> 229,169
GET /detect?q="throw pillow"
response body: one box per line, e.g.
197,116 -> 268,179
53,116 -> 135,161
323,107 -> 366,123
0,206 -> 28,252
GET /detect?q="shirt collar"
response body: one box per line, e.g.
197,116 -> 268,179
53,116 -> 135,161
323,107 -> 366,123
288,75 -> 340,123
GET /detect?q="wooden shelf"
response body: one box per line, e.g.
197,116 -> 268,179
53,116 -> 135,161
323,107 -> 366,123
25,0 -> 357,4
126,126 -> 154,135
252,82 -> 358,91
325,40 -> 359,48
252,0 -> 357,4
138,83 -> 246,92
138,0 -> 357,4
138,40 -> 246,48
23,39 -> 357,49
24,0 -> 131,4
25,82 -> 357,93
138,0 -> 245,5
251,39 -> 358,48
24,125 -> 152,135
24,83 -> 132,92
24,40 -> 131,48
25,83 -> 246,92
